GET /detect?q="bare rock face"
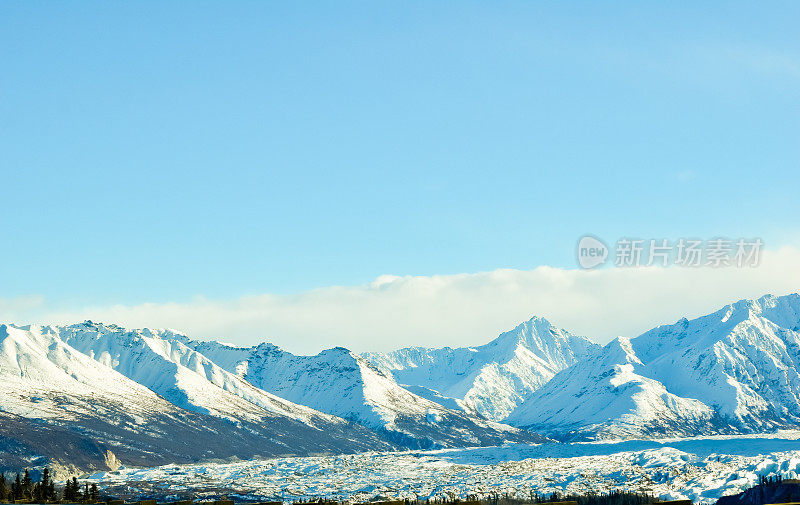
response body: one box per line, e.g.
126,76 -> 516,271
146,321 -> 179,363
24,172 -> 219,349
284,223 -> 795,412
104,449 -> 121,471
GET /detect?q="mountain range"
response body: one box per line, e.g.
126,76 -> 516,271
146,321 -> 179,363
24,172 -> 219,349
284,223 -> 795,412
2,293 -> 800,474
0,323 -> 393,476
184,339 -> 538,448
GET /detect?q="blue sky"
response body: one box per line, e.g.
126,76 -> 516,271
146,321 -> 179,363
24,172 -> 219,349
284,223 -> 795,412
1,2 -> 799,348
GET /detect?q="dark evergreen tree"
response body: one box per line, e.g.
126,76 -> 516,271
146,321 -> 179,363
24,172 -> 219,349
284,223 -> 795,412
0,473 -> 11,502
33,482 -> 42,503
32,467 -> 52,503
48,479 -> 56,502
13,473 -> 22,500
64,476 -> 84,502
21,470 -> 32,500
90,483 -> 99,501
0,474 -> 8,502
64,478 -> 75,502
74,477 -> 82,502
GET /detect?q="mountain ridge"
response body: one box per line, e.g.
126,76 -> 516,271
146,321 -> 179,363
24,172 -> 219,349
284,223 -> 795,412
187,338 -> 545,448
0,323 -> 393,474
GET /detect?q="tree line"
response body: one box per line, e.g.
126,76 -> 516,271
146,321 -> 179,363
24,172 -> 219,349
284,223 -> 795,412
0,468 -> 99,503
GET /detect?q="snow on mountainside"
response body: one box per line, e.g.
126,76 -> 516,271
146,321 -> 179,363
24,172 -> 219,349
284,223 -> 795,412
0,323 -> 393,473
504,337 -> 717,440
630,294 -> 800,426
190,340 -> 546,448
363,316 -> 599,421
506,294 -> 800,440
6,291 -> 800,471
0,323 -> 173,423
58,321 -> 334,425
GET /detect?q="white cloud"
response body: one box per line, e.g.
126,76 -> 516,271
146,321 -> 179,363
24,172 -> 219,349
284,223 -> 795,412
0,294 -> 46,317
2,247 -> 800,355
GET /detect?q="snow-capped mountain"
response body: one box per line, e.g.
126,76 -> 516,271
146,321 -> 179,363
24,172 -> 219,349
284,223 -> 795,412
7,292 -> 800,472
506,294 -> 800,440
363,316 -> 599,421
0,323 -> 393,473
504,336 -> 718,440
57,322 -> 335,425
189,341 -> 545,448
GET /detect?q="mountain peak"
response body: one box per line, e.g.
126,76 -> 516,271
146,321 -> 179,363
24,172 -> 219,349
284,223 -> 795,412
490,315 -> 561,349
363,314 -> 599,421
321,345 -> 355,355
254,342 -> 285,353
604,336 -> 642,365
516,314 -> 556,332
714,293 -> 800,327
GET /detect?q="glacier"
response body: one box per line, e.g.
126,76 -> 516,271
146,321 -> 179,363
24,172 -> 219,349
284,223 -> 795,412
86,432 -> 800,505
